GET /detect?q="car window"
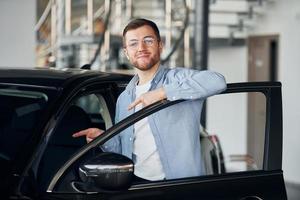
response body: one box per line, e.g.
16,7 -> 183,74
75,94 -> 113,130
0,88 -> 48,186
37,92 -> 112,191
0,89 -> 48,162
206,92 -> 266,173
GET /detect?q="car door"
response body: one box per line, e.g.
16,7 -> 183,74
43,82 -> 287,200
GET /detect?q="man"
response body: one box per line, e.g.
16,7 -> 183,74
73,18 -> 226,181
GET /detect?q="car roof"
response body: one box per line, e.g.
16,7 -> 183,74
0,68 -> 132,89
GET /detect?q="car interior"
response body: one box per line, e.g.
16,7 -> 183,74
37,105 -> 92,191
200,127 -> 226,175
37,93 -> 113,191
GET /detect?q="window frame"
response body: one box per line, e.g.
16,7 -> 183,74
45,82 -> 285,199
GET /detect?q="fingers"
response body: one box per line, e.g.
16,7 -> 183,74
85,128 -> 103,143
128,89 -> 166,110
86,137 -> 94,143
128,98 -> 142,110
72,128 -> 104,143
72,129 -> 89,138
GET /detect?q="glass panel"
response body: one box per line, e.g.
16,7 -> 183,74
71,0 -> 88,33
206,92 -> 266,173
75,93 -> 113,129
93,0 -> 105,34
0,89 -> 48,161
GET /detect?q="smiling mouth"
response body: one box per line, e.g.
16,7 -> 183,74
137,55 -> 149,59
137,54 -> 150,59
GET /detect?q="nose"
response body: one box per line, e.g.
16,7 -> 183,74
137,40 -> 147,51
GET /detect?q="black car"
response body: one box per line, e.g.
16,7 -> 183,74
0,68 -> 287,199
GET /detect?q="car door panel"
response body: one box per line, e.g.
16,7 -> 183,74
43,171 -> 285,200
128,170 -> 286,200
44,82 -> 286,200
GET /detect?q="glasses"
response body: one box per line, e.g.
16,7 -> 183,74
126,37 -> 157,50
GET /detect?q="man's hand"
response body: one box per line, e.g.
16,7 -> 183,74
72,128 -> 104,143
128,87 -> 166,110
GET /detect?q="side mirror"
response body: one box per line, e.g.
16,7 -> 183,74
79,152 -> 134,190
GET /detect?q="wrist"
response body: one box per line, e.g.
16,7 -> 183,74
159,87 -> 167,99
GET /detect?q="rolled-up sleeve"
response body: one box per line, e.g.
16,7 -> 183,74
163,68 -> 226,101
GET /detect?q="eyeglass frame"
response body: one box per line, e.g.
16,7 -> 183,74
124,36 -> 160,50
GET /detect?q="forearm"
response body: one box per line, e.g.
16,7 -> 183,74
163,69 -> 226,101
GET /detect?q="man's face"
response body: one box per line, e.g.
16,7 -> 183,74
123,25 -> 162,71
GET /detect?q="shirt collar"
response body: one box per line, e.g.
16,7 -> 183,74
125,64 -> 166,94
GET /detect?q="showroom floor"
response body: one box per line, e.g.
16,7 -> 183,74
286,182 -> 300,200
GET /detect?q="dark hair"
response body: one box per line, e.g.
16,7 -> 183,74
123,18 -> 161,41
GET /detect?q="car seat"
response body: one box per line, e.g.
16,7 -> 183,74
200,127 -> 226,175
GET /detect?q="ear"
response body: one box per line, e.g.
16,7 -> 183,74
123,48 -> 129,60
159,41 -> 163,54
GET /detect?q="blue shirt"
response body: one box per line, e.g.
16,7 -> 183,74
103,65 -> 226,180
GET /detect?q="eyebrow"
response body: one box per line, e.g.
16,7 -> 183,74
143,36 -> 155,39
128,39 -> 138,42
128,35 -> 155,42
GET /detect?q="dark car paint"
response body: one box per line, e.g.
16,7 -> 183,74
45,171 -> 286,200
0,68 -> 286,199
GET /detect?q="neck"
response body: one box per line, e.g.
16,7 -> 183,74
137,62 -> 160,85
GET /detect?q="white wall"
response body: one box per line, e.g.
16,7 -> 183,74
207,46 -> 248,170
209,46 -> 247,83
0,0 -> 36,68
209,0 -> 300,184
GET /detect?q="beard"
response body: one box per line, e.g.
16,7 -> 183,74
133,58 -> 158,71
131,52 -> 160,71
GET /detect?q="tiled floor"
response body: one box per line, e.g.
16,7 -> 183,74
286,182 -> 300,200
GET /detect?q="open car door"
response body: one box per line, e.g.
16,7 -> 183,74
44,82 -> 287,200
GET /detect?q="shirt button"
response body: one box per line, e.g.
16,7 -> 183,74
129,137 -> 132,141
